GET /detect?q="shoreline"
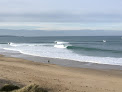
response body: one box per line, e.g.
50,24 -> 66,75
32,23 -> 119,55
0,54 -> 122,92
0,49 -> 122,70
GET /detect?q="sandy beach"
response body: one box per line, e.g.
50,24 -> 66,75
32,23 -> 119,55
0,0 -> 122,91
0,55 -> 122,92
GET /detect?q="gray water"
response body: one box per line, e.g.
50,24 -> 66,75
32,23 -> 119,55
0,36 -> 122,65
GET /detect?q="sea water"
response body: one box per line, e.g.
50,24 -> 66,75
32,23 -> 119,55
0,36 -> 122,65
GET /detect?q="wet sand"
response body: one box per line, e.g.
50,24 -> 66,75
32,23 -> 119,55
1,50 -> 122,70
0,55 -> 122,92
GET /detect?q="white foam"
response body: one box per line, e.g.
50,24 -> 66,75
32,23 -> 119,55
55,41 -> 69,44
54,44 -> 67,48
1,43 -> 122,65
103,40 -> 106,43
8,42 -> 18,47
54,41 -> 71,48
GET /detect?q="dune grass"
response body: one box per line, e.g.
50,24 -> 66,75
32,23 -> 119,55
0,84 -> 20,91
0,84 -> 48,92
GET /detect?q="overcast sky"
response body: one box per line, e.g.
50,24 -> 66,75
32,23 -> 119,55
0,0 -> 122,36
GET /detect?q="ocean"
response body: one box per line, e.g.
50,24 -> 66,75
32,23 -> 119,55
0,36 -> 122,65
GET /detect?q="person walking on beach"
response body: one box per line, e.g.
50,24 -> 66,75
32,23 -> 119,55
48,60 -> 50,63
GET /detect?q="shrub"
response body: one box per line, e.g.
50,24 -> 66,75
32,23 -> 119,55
12,84 -> 48,92
0,84 -> 20,91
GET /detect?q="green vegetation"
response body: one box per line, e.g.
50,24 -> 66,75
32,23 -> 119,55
0,84 -> 48,92
0,84 -> 20,91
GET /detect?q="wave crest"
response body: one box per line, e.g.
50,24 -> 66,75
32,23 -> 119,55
54,41 -> 71,48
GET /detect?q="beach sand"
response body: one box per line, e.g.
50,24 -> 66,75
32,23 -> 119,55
0,55 -> 122,92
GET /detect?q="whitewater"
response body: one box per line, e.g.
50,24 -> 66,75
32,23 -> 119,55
0,36 -> 122,65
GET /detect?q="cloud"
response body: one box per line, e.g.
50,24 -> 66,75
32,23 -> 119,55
0,12 -> 122,22
0,29 -> 122,36
0,22 -> 122,31
0,0 -> 122,23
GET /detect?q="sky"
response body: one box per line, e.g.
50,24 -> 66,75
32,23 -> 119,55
0,0 -> 122,36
